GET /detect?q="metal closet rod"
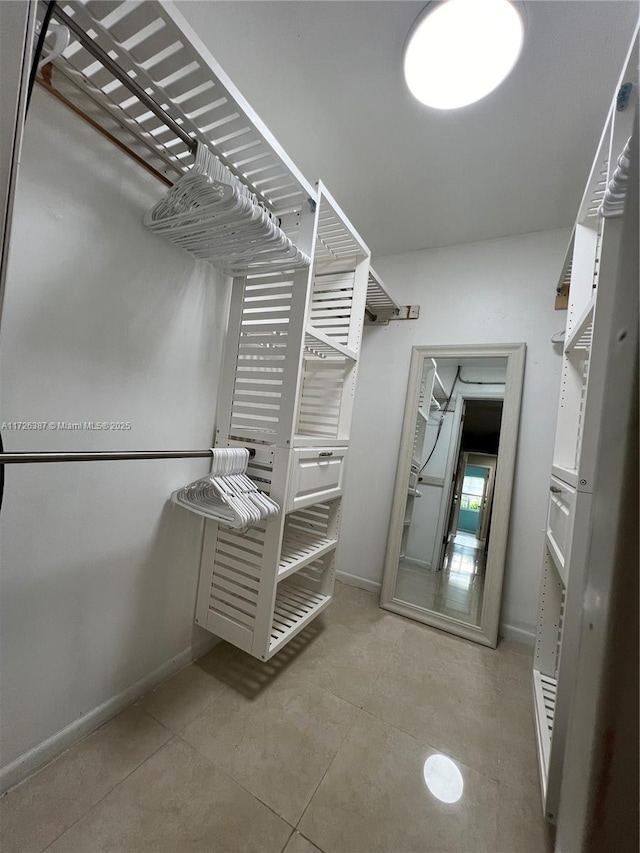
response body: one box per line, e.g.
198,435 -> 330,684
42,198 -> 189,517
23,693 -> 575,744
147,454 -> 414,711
50,3 -> 197,156
0,449 -> 256,464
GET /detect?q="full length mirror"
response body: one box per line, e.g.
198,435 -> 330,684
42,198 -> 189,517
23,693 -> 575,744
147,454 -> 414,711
380,344 -> 525,647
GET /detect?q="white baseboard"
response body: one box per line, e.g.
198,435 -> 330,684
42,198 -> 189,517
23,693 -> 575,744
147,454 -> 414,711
401,556 -> 431,569
498,623 -> 536,648
336,570 -> 381,595
0,634 -> 218,795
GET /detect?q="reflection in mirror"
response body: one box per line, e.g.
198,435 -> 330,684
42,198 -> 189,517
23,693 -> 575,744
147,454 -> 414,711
381,345 -> 525,647
396,357 -> 506,626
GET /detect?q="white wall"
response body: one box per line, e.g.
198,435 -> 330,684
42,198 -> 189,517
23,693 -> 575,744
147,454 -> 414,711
336,229 -> 570,641
0,92 -> 229,785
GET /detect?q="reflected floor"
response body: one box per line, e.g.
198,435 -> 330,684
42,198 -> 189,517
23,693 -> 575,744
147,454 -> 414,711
397,534 -> 487,626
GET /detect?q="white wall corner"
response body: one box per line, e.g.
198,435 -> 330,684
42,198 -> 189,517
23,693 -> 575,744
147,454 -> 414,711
336,570 -> 382,595
498,622 -> 536,648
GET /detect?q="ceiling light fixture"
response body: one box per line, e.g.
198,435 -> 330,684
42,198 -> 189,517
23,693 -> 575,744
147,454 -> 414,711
404,0 -> 524,110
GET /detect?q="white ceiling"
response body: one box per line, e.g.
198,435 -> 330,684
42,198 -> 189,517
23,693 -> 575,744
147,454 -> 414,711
179,1 -> 638,257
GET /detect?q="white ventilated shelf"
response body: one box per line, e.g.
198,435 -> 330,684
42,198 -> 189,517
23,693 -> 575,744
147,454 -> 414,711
314,185 -> 369,265
44,1 -> 314,217
269,581 -> 332,656
533,669 -> 557,802
291,436 -> 349,448
556,229 -> 575,297
433,370 -> 446,397
551,464 -> 578,489
304,327 -> 357,361
277,531 -> 338,581
364,268 -> 399,323
545,531 -> 568,588
578,118 -> 611,225
565,296 -> 595,357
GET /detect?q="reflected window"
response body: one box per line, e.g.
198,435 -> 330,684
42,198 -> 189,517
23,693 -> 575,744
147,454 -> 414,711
460,475 -> 485,510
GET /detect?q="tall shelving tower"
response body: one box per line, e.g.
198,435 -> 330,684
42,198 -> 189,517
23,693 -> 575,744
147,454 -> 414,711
195,183 -> 371,660
532,32 -> 638,823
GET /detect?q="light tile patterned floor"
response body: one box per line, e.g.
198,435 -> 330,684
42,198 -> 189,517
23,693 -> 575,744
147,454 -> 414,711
0,583 -> 554,853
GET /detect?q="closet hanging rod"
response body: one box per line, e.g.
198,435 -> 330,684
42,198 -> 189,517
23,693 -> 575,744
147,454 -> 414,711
49,3 -> 197,156
0,449 -> 255,464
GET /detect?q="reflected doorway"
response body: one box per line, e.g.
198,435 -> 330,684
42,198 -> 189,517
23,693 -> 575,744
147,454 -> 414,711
394,358 -> 507,628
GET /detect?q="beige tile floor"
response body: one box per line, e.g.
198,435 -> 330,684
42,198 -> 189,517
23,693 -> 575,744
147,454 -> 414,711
1,582 -> 554,853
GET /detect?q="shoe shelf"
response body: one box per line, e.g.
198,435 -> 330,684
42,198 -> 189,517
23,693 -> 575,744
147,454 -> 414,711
269,579 -> 332,657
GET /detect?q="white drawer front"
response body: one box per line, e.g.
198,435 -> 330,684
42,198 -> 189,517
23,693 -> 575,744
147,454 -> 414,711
546,476 -> 576,572
286,448 -> 348,512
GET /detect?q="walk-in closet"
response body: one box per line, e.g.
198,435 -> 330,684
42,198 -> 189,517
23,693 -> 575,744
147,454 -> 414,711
1,3 -> 637,852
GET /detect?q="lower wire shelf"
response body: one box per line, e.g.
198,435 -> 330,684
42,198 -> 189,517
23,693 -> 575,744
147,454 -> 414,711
533,668 -> 557,802
268,580 -> 332,657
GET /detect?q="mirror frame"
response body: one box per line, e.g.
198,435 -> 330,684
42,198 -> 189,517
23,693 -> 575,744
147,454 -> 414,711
379,343 -> 526,648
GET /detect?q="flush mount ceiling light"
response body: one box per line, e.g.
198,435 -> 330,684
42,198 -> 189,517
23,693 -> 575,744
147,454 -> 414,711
404,0 -> 524,109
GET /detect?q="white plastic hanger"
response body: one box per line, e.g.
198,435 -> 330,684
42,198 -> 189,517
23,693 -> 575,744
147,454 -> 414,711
145,141 -> 311,274
171,447 -> 279,529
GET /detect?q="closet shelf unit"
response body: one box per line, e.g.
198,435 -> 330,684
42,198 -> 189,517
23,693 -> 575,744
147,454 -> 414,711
198,181 -> 370,660
34,1 -> 381,660
532,34 -> 637,824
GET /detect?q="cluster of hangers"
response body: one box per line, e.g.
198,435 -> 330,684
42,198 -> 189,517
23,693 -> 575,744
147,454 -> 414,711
171,448 -> 279,529
145,142 -> 311,275
599,136 -> 632,219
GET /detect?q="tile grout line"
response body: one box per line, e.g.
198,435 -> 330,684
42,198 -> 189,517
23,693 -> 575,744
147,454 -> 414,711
39,710 -> 174,853
173,731 -> 298,832
279,826 -> 296,853
287,614 -> 411,840
293,705 -> 366,840
138,675 -> 235,737
171,680 -> 361,844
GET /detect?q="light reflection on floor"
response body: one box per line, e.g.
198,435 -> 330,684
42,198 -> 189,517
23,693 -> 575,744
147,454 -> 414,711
396,533 -> 487,626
